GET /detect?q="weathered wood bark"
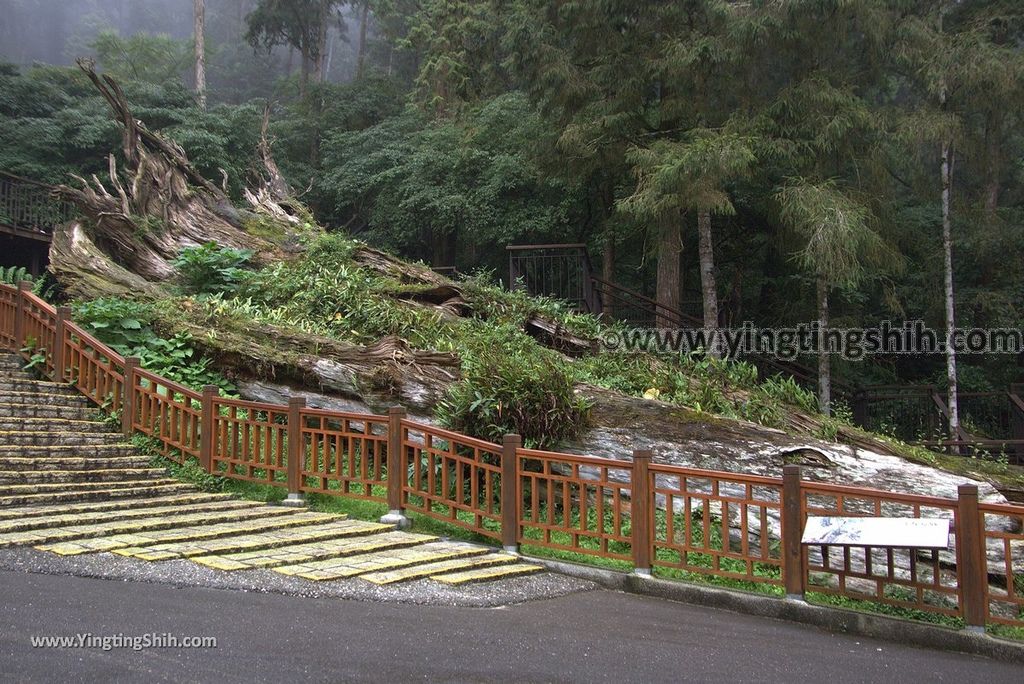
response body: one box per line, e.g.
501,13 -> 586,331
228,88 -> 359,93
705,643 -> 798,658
166,313 -> 460,411
697,209 -> 720,357
655,217 -> 681,328
49,61 -> 284,298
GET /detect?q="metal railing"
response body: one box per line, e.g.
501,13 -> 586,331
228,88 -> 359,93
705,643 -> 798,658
2,280 -> 1022,632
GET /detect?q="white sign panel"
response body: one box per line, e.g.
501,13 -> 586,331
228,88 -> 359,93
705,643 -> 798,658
801,516 -> 951,549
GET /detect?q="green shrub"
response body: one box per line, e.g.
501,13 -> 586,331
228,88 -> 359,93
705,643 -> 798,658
436,325 -> 590,448
172,242 -> 253,296
73,297 -> 235,394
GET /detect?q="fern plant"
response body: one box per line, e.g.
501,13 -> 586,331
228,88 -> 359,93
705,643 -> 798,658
0,266 -> 57,301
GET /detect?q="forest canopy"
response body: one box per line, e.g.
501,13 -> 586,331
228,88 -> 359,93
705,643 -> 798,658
0,0 -> 1022,412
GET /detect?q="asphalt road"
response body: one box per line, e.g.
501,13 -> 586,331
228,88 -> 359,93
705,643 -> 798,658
0,570 -> 1019,684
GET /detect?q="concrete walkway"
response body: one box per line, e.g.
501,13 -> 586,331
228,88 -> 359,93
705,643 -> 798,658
1,570 -> 1020,683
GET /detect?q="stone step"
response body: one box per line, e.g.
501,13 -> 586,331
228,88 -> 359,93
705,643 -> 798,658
0,389 -> 90,405
0,477 -> 185,497
191,530 -> 438,571
0,444 -> 137,458
0,417 -> 113,433
0,431 -> 131,446
0,379 -> 83,396
0,403 -> 97,420
0,455 -> 152,472
0,481 -> 195,507
0,491 -> 236,522
0,503 -> 295,548
0,468 -> 168,485
431,563 -> 544,585
38,511 -> 343,556
274,542 -> 492,582
0,499 -> 260,533
116,518 -> 386,562
361,552 -> 517,585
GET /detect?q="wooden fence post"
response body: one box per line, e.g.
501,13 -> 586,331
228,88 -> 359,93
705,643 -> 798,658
13,281 -> 30,351
502,434 -> 522,554
121,357 -> 140,439
631,449 -> 653,576
54,306 -> 70,383
782,464 -> 806,600
380,407 -> 410,528
199,384 -> 218,473
957,484 -> 987,632
285,396 -> 306,506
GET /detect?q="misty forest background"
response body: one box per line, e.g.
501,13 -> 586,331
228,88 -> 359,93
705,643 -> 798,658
0,0 -> 1021,412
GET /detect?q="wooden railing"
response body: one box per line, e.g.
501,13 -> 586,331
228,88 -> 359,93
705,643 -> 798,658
1,280 -> 1022,633
0,171 -> 74,241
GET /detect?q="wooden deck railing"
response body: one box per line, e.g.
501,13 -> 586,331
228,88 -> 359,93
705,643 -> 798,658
1,280 -> 1021,633
0,171 -> 74,241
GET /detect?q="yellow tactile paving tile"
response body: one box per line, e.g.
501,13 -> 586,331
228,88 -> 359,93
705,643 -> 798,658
0,499 -> 261,534
35,511 -> 341,556
361,553 -> 517,585
191,530 -> 438,571
112,518 -> 383,562
0,503 -> 284,547
0,493 -> 233,521
431,564 -> 544,585
273,542 -> 491,581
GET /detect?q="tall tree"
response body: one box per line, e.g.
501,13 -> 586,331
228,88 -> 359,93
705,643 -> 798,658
620,131 -> 755,351
246,0 -> 343,93
194,0 -> 207,109
777,181 -> 893,415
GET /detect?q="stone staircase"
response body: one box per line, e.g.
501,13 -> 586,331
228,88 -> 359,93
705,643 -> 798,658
0,352 -> 542,586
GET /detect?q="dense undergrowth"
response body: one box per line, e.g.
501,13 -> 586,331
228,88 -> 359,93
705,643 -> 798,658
71,233 -> 832,448
65,234 -> 1024,486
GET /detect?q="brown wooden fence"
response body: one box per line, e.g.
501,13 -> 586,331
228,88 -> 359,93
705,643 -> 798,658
0,171 -> 74,241
1,280 -> 1021,633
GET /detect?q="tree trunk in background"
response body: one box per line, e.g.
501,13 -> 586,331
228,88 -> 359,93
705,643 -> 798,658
193,0 -> 207,110
984,111 -> 1001,221
602,230 -> 615,319
655,218 -> 681,328
942,138 -> 960,441
817,273 -> 831,416
697,209 -> 720,357
356,1 -> 370,79
313,14 -> 329,83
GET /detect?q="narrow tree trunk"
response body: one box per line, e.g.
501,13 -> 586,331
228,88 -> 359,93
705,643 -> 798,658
356,1 -> 370,79
984,111 -> 1001,221
602,229 -> 615,319
697,209 -> 720,357
655,218 -> 681,328
193,0 -> 206,109
299,50 -> 310,98
313,15 -> 329,83
817,273 -> 831,416
942,138 -> 960,440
